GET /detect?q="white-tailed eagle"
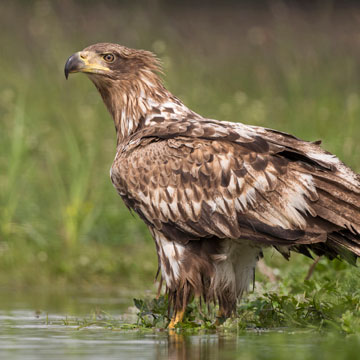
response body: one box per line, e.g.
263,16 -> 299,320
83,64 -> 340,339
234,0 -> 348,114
65,43 -> 360,328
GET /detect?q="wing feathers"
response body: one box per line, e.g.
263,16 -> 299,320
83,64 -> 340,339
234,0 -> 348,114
112,119 -> 360,263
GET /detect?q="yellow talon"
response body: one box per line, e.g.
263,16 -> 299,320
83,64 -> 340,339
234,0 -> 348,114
168,309 -> 185,329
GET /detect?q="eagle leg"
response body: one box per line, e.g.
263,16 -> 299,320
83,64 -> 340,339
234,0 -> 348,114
168,309 -> 185,329
215,308 -> 227,326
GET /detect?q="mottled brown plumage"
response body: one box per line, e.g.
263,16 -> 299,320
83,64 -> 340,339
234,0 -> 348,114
65,43 -> 360,323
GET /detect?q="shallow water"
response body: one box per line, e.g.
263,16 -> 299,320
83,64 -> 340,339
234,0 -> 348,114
1,290 -> 359,360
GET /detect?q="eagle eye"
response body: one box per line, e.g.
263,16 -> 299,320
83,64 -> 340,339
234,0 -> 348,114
103,53 -> 115,63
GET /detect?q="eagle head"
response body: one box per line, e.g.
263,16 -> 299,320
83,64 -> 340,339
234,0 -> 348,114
64,43 -> 160,82
64,43 -> 166,141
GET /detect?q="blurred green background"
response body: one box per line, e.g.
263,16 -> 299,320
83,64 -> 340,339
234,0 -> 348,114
1,0 -> 360,293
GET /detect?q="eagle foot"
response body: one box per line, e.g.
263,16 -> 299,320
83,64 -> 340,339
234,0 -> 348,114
168,309 -> 185,329
214,309 -> 227,326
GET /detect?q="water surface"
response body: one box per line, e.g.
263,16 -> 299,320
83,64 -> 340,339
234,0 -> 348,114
1,290 -> 359,360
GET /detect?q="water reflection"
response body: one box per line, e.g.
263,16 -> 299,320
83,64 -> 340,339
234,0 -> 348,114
1,293 -> 360,360
0,309 -> 242,360
165,332 -> 237,360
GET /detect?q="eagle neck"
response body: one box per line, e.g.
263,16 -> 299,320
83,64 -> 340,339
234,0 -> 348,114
94,73 -> 191,144
91,70 -> 195,144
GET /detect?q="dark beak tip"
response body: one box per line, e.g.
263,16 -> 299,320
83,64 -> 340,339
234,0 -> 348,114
64,54 -> 80,80
64,55 -> 72,80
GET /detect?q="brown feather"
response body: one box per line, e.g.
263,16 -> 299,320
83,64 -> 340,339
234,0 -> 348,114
68,42 -> 360,320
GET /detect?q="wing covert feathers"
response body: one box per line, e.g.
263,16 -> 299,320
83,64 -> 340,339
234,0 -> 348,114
111,116 -> 360,263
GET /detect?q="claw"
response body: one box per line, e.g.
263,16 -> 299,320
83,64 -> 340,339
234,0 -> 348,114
168,309 -> 185,329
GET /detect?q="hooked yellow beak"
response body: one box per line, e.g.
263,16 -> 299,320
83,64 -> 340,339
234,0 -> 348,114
64,51 -> 110,79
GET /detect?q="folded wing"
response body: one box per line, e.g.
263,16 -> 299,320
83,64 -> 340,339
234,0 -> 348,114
112,118 -> 360,262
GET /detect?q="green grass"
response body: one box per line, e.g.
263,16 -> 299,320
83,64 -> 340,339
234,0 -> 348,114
41,260 -> 360,335
129,255 -> 360,334
0,1 -> 360,332
39,256 -> 360,336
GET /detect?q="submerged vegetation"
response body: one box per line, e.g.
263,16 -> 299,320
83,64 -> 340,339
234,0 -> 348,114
1,1 -> 360,335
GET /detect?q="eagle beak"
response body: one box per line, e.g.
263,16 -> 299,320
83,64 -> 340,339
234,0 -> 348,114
64,51 -> 110,79
64,53 -> 82,79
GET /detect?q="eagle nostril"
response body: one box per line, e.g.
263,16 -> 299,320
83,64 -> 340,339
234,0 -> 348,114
80,53 -> 87,60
